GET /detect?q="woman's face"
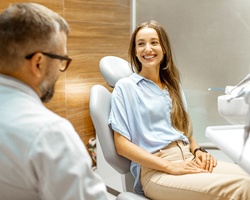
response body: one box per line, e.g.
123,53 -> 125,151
135,27 -> 164,70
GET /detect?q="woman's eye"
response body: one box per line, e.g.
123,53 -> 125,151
152,41 -> 158,45
137,42 -> 144,46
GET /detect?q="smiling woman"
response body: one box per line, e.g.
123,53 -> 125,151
108,20 -> 250,200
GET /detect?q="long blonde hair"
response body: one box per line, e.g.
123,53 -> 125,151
128,20 -> 192,138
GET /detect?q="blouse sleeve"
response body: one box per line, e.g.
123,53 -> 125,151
108,84 -> 132,141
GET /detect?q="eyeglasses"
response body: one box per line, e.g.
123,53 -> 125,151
25,52 -> 72,72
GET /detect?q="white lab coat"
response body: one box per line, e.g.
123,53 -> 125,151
0,74 -> 108,200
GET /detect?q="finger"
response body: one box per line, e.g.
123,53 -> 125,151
208,159 -> 214,172
183,164 -> 207,174
205,160 -> 210,171
213,158 -> 218,167
205,156 -> 212,171
193,157 -> 203,167
202,153 -> 210,168
189,159 -> 204,167
203,153 -> 209,161
205,154 -> 212,162
189,161 -> 207,172
187,164 -> 208,173
207,156 -> 217,172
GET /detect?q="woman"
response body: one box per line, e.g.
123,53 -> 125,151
109,20 -> 250,200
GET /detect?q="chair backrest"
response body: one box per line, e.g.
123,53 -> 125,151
89,56 -> 133,174
89,84 -> 131,174
99,56 -> 133,87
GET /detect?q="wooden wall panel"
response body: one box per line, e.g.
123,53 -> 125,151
0,0 -> 64,15
64,0 -> 130,147
0,0 -> 130,150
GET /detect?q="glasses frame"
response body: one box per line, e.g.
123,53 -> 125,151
25,52 -> 72,72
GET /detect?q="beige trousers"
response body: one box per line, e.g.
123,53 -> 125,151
141,141 -> 250,200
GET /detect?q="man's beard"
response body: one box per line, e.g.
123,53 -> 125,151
39,62 -> 59,103
40,78 -> 56,103
40,83 -> 55,103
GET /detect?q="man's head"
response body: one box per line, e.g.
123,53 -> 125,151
0,3 -> 71,102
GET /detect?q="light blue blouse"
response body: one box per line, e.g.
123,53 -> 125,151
108,73 -> 189,194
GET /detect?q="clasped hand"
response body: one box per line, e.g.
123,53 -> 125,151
193,151 -> 217,173
166,152 -> 217,175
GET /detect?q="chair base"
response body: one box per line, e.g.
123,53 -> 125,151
116,192 -> 149,200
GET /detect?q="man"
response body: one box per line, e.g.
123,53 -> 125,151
0,3 -> 108,200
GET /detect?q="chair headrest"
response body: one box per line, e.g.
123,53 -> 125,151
99,56 -> 133,87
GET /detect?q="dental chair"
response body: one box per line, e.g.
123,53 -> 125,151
89,56 -> 219,200
89,56 -> 148,200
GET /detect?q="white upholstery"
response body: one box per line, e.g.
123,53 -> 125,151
89,85 -> 131,174
99,56 -> 133,87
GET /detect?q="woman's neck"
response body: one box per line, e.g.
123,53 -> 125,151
139,68 -> 165,89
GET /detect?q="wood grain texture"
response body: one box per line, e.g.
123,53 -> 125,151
0,0 -> 130,150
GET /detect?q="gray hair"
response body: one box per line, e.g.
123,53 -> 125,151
0,3 -> 70,70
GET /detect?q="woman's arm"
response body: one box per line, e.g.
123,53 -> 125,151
114,131 -> 207,175
189,135 -> 200,154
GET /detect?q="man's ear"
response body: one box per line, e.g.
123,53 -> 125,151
29,53 -> 45,78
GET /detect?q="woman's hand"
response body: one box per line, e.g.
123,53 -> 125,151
193,151 -> 217,172
166,160 -> 208,175
189,136 -> 217,173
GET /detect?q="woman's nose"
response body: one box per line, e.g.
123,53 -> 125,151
145,43 -> 152,52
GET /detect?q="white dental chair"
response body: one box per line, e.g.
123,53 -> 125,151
89,56 -> 148,200
89,56 -> 219,200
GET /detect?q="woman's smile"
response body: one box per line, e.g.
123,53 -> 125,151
143,55 -> 156,60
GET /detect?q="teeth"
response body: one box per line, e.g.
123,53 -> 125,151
144,55 -> 155,59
